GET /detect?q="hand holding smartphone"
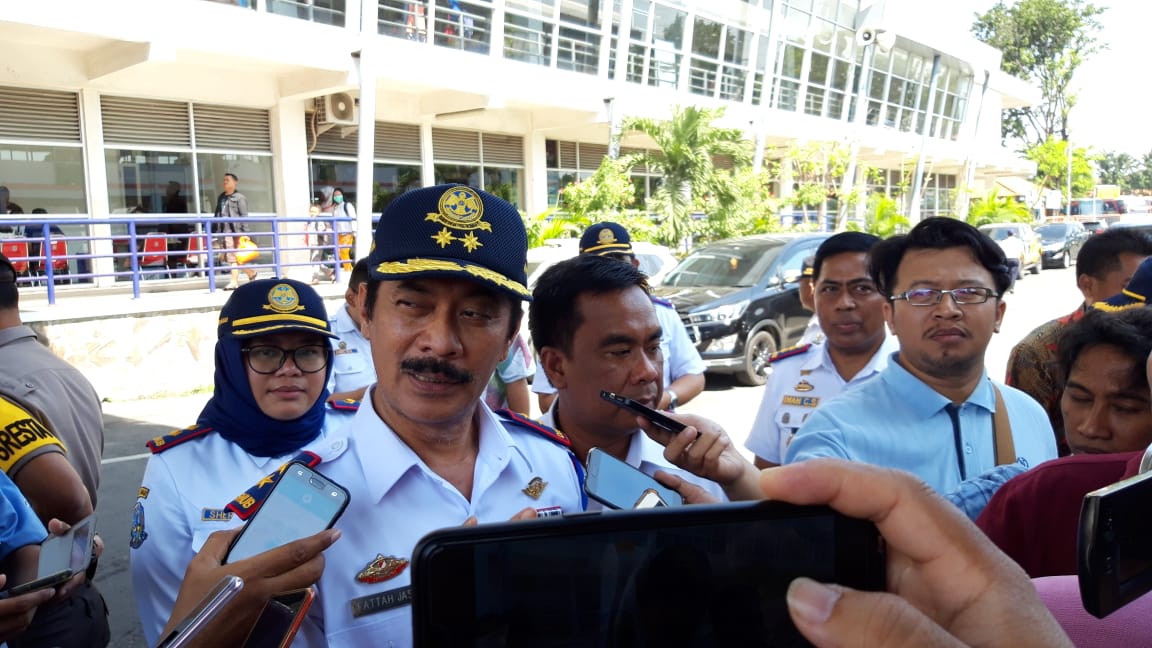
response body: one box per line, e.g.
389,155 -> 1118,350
600,391 -> 689,435
0,512 -> 96,600
585,447 -> 684,509
155,575 -> 244,648
1079,470 -> 1152,618
225,462 -> 350,564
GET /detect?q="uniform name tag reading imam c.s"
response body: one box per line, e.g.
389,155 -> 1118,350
350,585 -> 413,618
781,395 -> 820,407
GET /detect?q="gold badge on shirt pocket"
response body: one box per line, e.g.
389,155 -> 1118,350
356,554 -> 409,584
793,379 -> 815,392
522,476 -> 547,499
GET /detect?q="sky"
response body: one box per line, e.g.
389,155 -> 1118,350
953,1 -> 1152,155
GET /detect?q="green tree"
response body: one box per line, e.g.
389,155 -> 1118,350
694,167 -> 780,242
558,157 -> 637,218
782,141 -> 850,228
622,105 -> 751,246
522,208 -> 586,249
972,0 -> 1105,147
965,189 -> 1033,227
1097,151 -> 1136,190
1026,136 -> 1095,197
847,193 -> 909,238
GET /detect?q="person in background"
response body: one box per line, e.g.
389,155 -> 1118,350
326,259 -> 376,404
332,187 -> 356,273
485,333 -> 532,414
996,230 -> 1024,294
1006,228 -> 1152,453
307,202 -> 334,284
797,255 -> 825,346
161,181 -> 192,271
211,173 -> 255,291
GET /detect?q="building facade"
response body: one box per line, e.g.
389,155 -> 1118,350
0,0 -> 1036,278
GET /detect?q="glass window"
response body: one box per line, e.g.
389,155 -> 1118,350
432,0 -> 492,54
692,16 -> 721,58
483,167 -> 522,208
309,158 -> 422,213
105,150 -> 196,214
652,4 -> 685,47
434,164 -> 481,187
0,144 -> 87,215
559,0 -> 600,27
197,154 -> 275,214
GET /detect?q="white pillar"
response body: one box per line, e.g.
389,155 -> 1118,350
78,88 -> 116,288
270,98 -> 311,278
523,129 -> 548,216
420,123 -> 435,187
355,50 -> 378,261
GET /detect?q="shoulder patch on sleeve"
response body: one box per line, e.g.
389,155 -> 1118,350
495,408 -> 572,448
650,296 -> 676,310
146,424 -> 214,454
327,398 -> 361,412
768,343 -> 813,364
225,451 -> 323,521
0,397 -> 63,472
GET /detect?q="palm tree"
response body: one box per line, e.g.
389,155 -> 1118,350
621,105 -> 751,246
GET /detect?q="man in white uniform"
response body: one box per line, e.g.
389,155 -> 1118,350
533,222 -> 705,413
531,254 -> 762,507
307,185 -> 585,647
746,232 -> 896,468
326,259 -> 376,403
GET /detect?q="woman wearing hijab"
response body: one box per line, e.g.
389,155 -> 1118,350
129,278 -> 357,647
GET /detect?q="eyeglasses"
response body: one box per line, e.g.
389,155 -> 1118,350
242,345 -> 330,374
890,287 -> 999,306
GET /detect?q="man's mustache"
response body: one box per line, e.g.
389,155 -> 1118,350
400,357 -> 473,384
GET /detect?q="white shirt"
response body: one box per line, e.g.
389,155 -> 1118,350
327,305 -> 376,395
309,395 -> 585,648
999,235 -> 1026,261
539,405 -> 728,510
130,411 -> 354,647
746,336 -> 899,465
532,297 -> 704,395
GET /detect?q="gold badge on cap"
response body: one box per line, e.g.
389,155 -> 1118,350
522,476 -> 548,499
793,379 -> 815,392
426,187 -> 491,253
264,283 -> 305,313
597,228 -> 617,244
356,554 -> 409,584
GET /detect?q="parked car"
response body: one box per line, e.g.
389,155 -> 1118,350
1036,221 -> 1088,268
654,233 -> 830,386
978,223 -> 1042,276
1080,220 -> 1109,235
525,238 -> 678,289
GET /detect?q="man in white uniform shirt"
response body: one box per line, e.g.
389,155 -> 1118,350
531,254 -> 762,508
746,232 -> 896,468
532,222 -> 705,413
326,259 -> 376,403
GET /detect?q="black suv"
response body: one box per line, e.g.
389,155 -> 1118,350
655,233 -> 830,386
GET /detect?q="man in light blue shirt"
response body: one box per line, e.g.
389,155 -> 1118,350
786,218 -> 1058,494
326,259 -> 376,404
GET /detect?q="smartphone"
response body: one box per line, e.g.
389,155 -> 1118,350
154,575 -> 244,648
225,462 -> 350,564
0,512 -> 97,599
585,447 -> 684,509
1078,470 -> 1152,618
242,587 -> 316,648
600,390 -> 688,434
411,500 -> 887,647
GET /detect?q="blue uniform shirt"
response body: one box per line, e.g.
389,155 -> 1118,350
0,470 -> 46,561
785,353 -> 1057,494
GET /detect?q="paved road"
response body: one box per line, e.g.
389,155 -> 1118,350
93,264 -> 1083,646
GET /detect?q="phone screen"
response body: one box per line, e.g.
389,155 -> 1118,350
38,512 -> 95,578
243,588 -> 316,648
413,501 -> 885,647
226,464 -> 349,564
585,448 -> 684,509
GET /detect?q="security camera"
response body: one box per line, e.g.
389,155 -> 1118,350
855,28 -> 877,47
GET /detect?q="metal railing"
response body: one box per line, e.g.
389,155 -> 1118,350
0,215 -> 357,305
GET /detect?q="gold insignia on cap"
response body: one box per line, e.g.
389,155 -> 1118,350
375,259 -> 530,297
264,283 -> 305,313
460,232 -> 483,252
794,379 -> 815,392
425,187 -> 492,254
597,228 -> 617,244
523,476 -> 547,499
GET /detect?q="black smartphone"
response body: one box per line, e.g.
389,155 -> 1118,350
585,447 -> 684,509
155,575 -> 244,648
225,462 -> 350,564
243,587 -> 316,648
600,390 -> 688,434
0,512 -> 97,600
1078,470 -> 1152,618
412,501 -> 886,647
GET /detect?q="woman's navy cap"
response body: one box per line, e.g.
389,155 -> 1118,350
366,184 -> 531,301
217,278 -> 336,339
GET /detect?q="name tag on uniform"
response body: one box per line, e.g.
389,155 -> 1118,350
350,585 -> 412,618
201,508 -> 233,522
781,395 -> 820,407
334,347 -> 359,356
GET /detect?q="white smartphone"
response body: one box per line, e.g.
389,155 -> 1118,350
225,462 -> 350,564
0,512 -> 96,599
584,447 -> 684,510
155,575 -> 244,648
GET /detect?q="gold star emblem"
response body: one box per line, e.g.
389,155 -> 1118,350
256,473 -> 276,488
460,232 -> 483,252
522,476 -> 547,499
432,228 -> 455,248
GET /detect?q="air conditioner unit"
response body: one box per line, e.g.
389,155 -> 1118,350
320,92 -> 358,126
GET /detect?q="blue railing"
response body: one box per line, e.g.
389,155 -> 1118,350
0,215 -> 357,304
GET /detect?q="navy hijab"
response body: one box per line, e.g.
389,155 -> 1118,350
197,278 -> 336,457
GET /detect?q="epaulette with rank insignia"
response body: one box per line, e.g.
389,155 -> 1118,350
768,343 -> 813,365
226,451 -> 322,520
146,424 -> 214,454
495,408 -> 571,448
327,398 -> 361,412
650,296 -> 676,309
